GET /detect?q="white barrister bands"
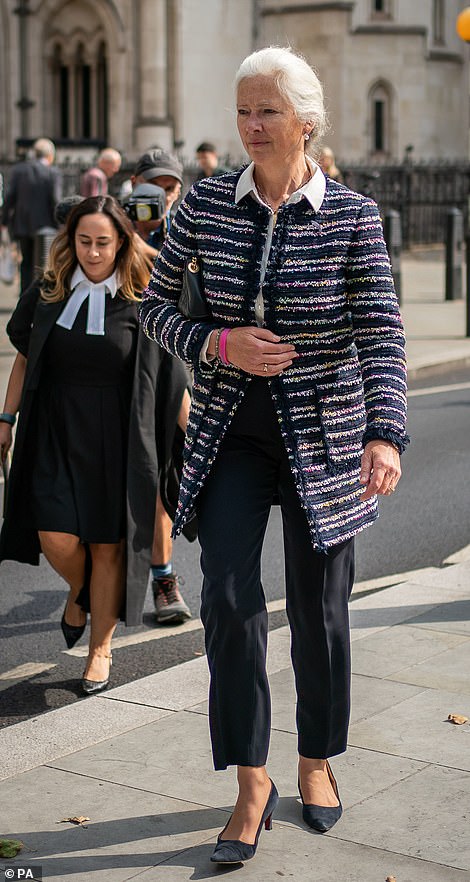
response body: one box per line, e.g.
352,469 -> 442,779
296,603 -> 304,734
56,265 -> 120,336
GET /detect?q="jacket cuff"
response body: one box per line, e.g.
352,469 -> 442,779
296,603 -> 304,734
362,427 -> 410,455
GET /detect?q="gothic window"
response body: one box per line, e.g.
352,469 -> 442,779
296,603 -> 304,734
369,82 -> 392,156
433,0 -> 445,45
49,37 -> 108,141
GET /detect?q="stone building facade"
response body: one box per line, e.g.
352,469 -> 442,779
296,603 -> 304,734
0,0 -> 468,164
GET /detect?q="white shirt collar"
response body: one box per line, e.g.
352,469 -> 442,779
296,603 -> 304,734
235,156 -> 326,213
71,264 -> 119,297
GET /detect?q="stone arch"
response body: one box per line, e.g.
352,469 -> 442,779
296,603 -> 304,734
36,0 -> 125,51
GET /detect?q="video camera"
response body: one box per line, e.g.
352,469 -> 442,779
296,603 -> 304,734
124,182 -> 166,223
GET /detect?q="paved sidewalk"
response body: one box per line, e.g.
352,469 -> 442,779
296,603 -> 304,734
1,561 -> 470,880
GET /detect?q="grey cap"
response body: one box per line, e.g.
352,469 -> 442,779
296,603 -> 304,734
134,149 -> 183,184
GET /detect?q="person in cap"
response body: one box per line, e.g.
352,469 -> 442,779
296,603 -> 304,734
131,149 -> 183,251
125,161 -> 193,624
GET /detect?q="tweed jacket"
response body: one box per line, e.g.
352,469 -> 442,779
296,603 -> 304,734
140,169 -> 409,551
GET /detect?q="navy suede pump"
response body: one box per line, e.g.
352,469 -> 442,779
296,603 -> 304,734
210,779 -> 279,864
298,761 -> 342,833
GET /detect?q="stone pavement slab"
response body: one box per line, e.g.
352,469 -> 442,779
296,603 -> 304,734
349,686 -> 470,769
349,567 -> 470,642
136,824 -> 470,882
407,598 -> 470,637
337,763 -> 470,870
386,638 -> 470,695
0,765 -> 224,882
351,622 -> 469,678
0,696 -> 170,780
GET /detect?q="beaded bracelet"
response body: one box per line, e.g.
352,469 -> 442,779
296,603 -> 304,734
0,412 -> 16,426
214,328 -> 224,362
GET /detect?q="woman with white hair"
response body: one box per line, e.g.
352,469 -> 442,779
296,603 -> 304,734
140,46 -> 408,863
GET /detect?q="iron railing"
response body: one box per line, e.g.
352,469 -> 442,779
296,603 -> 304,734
342,161 -> 470,249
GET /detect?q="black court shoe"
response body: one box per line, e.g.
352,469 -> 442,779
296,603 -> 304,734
210,779 -> 279,864
81,653 -> 112,695
60,607 -> 86,649
298,761 -> 343,833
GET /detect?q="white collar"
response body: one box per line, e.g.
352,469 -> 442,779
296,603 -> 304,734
235,156 -> 326,213
70,264 -> 119,297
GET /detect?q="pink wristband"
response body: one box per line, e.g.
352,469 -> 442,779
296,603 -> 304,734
219,328 -> 231,366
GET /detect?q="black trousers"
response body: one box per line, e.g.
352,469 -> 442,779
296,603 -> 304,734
197,379 -> 355,771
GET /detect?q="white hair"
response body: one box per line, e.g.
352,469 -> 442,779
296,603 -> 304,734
99,148 -> 122,165
33,138 -> 55,159
234,46 -> 328,152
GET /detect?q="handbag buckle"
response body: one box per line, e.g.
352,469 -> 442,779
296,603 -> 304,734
188,256 -> 199,274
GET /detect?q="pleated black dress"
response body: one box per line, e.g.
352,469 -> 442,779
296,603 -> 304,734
30,293 -> 138,543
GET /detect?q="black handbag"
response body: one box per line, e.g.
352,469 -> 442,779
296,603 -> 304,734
178,255 -> 211,321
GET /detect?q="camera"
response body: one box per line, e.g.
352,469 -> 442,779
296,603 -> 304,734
124,183 -> 166,222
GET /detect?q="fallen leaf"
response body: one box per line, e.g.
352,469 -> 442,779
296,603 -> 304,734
59,816 -> 90,825
447,714 -> 469,725
0,839 -> 24,858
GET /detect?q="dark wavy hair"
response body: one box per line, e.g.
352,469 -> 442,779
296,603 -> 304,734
42,195 -> 151,302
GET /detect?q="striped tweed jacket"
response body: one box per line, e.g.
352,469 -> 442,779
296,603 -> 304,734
140,169 -> 408,550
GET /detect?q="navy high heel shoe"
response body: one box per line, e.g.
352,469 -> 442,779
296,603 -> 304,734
298,761 -> 342,833
210,779 -> 279,864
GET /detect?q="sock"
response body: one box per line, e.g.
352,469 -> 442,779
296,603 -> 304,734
151,562 -> 172,580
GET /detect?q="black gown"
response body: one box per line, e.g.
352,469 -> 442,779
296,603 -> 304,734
30,293 -> 138,543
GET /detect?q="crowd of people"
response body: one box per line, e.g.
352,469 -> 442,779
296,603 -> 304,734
0,45 -> 407,866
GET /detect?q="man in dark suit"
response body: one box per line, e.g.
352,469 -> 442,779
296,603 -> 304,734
1,138 -> 62,292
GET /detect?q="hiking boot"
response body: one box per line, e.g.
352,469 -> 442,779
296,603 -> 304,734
152,573 -> 192,624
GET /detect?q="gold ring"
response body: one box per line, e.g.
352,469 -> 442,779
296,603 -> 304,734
263,363 -> 268,372
389,486 -> 396,493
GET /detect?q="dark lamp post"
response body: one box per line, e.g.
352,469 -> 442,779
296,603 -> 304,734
456,7 -> 470,41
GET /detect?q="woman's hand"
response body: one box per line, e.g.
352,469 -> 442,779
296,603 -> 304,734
0,423 -> 13,463
359,440 -> 401,501
224,327 -> 297,376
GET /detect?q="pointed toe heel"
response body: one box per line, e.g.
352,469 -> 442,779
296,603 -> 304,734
210,779 -> 279,864
298,761 -> 343,833
61,609 -> 86,649
81,653 -> 112,695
